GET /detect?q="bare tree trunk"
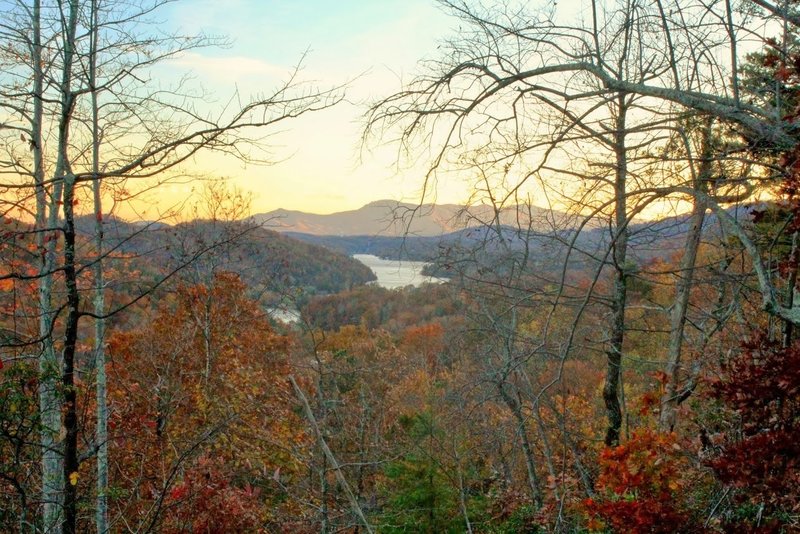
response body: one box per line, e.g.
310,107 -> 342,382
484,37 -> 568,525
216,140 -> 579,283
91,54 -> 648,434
453,447 -> 474,534
659,123 -> 712,431
31,1 -> 64,529
89,1 -> 109,529
319,451 -> 329,534
290,376 -> 374,534
499,385 -> 542,507
38,189 -> 65,534
532,403 -> 559,500
604,94 -> 629,447
61,172 -> 80,534
56,3 -> 80,532
782,232 -> 799,348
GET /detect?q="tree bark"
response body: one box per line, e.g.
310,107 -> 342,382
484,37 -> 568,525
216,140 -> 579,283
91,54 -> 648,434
659,123 -> 712,431
56,3 -> 80,532
499,384 -> 542,507
31,0 -> 65,529
290,376 -> 375,534
89,1 -> 109,529
604,94 -> 629,447
61,172 -> 80,534
782,232 -> 800,348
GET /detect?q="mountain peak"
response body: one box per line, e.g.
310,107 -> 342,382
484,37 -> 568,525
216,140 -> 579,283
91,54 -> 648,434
362,199 -> 402,208
251,201 -> 570,237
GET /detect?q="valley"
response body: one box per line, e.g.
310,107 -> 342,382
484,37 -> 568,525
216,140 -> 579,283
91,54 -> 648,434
1,1 -> 797,531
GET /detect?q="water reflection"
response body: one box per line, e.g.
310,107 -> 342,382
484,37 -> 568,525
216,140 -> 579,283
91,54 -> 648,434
353,254 -> 447,289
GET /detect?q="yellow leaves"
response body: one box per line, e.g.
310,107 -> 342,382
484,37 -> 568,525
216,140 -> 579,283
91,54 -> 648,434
69,472 -> 78,486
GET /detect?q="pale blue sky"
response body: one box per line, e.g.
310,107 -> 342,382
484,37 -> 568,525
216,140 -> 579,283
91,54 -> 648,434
154,0 -> 458,215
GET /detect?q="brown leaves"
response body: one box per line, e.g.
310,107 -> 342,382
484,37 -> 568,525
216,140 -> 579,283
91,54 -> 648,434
106,272 -> 303,530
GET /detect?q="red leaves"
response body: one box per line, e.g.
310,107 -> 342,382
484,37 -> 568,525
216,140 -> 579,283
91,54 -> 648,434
162,455 -> 263,534
582,429 -> 695,533
168,483 -> 189,502
710,335 -> 800,432
105,272 -> 302,530
775,65 -> 792,83
705,333 -> 800,523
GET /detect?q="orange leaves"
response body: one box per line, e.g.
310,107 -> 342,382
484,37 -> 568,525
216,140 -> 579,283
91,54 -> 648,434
400,322 -> 445,374
106,272 -> 303,529
596,431 -> 679,494
636,390 -> 660,417
583,429 -> 696,533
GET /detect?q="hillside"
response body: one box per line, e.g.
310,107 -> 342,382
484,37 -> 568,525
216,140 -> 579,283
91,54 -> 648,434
75,216 -> 376,297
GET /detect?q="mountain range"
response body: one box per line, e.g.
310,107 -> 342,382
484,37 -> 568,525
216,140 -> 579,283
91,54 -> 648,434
251,199 -> 577,237
262,200 -> 759,265
85,200 -> 759,277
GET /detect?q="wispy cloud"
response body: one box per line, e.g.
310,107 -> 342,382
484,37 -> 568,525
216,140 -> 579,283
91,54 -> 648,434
168,52 -> 289,81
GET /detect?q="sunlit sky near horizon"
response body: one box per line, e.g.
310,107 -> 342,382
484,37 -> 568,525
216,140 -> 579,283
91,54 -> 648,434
142,0 -> 461,217
117,0 -> 753,222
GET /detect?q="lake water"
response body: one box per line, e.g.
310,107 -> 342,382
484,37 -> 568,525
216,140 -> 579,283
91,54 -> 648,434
353,254 -> 447,289
267,255 -> 446,324
267,306 -> 301,324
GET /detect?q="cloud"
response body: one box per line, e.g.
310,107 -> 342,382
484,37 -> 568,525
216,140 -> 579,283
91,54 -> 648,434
168,52 -> 289,82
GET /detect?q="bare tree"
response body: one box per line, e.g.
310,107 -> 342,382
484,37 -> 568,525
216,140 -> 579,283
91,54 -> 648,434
0,1 -> 342,531
365,0 -> 709,452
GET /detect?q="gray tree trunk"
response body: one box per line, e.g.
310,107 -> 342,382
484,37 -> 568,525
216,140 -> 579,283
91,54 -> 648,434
782,232 -> 799,348
499,385 -> 542,507
290,376 -> 374,534
659,124 -> 712,431
89,1 -> 109,529
604,94 -> 629,447
32,1 -> 64,529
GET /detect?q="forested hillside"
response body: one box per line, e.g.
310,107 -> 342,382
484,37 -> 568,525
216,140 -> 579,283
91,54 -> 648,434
75,216 -> 376,298
3,0 -> 800,533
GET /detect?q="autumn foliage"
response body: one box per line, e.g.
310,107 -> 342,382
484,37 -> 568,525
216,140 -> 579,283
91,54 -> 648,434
105,273 -> 306,531
706,334 -> 800,529
583,429 -> 696,533
162,455 -> 264,533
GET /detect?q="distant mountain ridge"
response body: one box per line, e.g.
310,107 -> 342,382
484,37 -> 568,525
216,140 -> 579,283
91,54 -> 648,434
283,203 -> 761,264
251,199 -> 575,237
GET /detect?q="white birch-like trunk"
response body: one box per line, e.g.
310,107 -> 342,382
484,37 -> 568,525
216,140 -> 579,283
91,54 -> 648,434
89,1 -> 109,530
31,1 -> 64,529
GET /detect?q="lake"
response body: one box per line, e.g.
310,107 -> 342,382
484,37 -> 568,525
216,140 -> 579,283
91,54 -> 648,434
353,254 -> 448,289
267,255 -> 446,325
267,306 -> 301,324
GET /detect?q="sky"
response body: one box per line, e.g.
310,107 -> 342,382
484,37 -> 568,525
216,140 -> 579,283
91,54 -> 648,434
147,0 -> 460,216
